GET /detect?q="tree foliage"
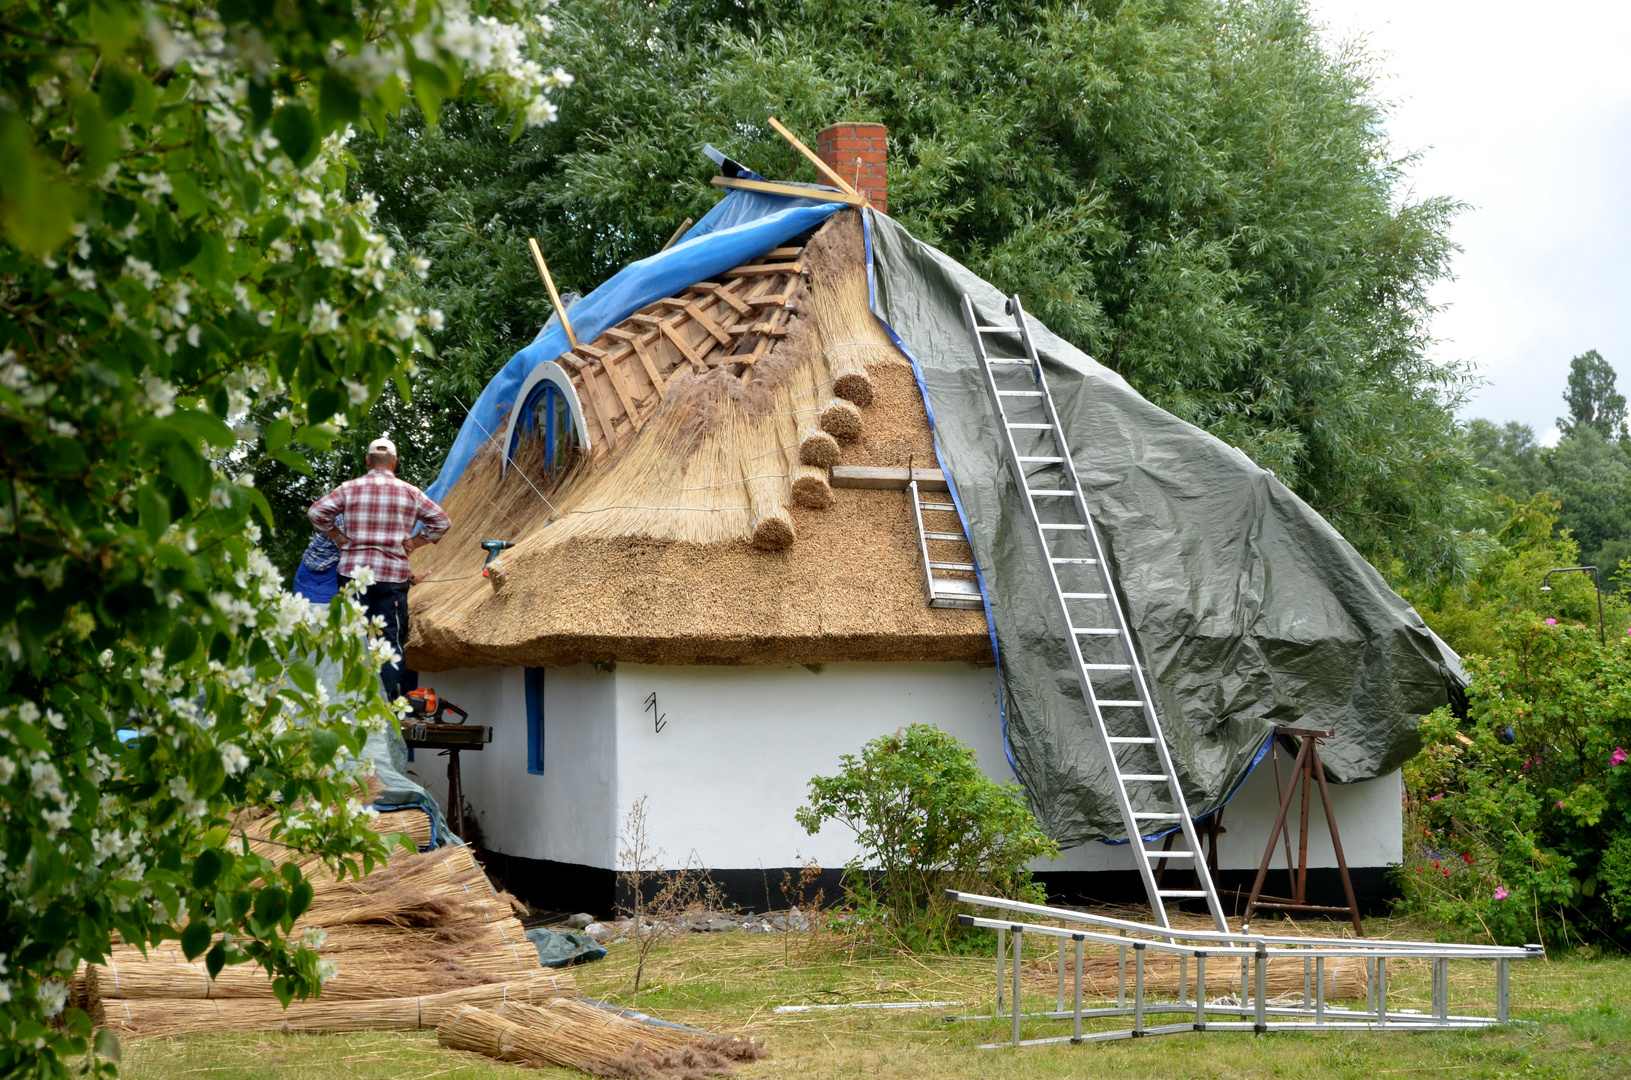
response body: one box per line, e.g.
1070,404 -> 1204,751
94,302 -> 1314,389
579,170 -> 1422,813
0,0 -> 562,1072
1560,349 -> 1628,441
347,0 -> 1475,583
796,725 -> 1058,951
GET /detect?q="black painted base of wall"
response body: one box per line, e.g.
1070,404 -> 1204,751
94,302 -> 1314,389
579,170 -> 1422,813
477,850 -> 1398,923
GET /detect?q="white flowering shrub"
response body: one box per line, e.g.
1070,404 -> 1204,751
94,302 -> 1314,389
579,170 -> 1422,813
0,0 -> 562,1074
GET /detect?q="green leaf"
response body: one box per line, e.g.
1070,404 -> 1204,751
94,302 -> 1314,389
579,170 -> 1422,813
192,848 -> 225,889
137,484 -> 171,542
288,878 -> 315,922
0,111 -> 81,254
253,884 -> 288,927
319,72 -> 362,130
306,386 -> 342,425
264,416 -> 292,453
164,620 -> 199,665
309,728 -> 340,767
271,104 -> 318,168
87,0 -> 140,56
180,918 -> 211,961
170,173 -> 210,218
94,1028 -> 123,1063
204,940 -> 227,980
292,424 -> 337,451
41,436 -> 87,475
169,408 -> 236,447
272,447 -> 313,475
287,659 -> 318,695
100,65 -> 138,118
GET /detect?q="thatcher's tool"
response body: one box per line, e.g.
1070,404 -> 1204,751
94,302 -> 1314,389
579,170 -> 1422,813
480,539 -> 514,566
403,688 -> 489,841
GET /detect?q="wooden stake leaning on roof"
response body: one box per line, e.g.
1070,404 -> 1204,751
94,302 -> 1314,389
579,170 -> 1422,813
527,237 -> 578,349
766,116 -> 869,204
660,217 -> 694,252
710,174 -> 865,206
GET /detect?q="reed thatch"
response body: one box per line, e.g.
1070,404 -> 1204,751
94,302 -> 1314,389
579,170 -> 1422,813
439,1002 -> 764,1078
406,211 -> 988,671
95,969 -> 573,1039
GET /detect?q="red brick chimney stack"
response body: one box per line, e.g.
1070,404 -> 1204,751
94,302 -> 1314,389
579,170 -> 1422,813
816,122 -> 887,215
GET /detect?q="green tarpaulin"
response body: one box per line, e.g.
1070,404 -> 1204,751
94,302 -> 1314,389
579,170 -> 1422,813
866,210 -> 1463,847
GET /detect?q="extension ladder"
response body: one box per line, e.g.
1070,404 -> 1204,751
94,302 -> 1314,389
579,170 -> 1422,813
962,294 -> 1228,933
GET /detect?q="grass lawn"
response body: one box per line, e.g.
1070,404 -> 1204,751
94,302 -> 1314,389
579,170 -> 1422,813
120,914 -> 1631,1080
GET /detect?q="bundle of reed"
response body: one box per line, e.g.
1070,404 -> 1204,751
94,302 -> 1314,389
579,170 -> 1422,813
88,941 -> 540,1002
1025,949 -> 1368,1002
438,1003 -> 764,1078
805,211 -> 902,406
95,968 -> 574,1040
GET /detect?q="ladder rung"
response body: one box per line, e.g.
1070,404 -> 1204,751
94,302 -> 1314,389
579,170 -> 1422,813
1107,737 -> 1156,745
1097,699 -> 1144,707
1018,456 -> 1064,463
1120,774 -> 1170,782
1039,523 -> 1086,531
1071,627 -> 1119,636
997,390 -> 1043,397
1028,489 -> 1073,496
1133,812 -> 1182,820
923,531 -> 965,541
920,502 -> 957,512
986,359 -> 1029,366
1083,663 -> 1131,671
977,325 -> 1023,334
929,561 -> 975,571
1051,557 -> 1098,565
1158,890 -> 1209,898
1008,423 -> 1051,429
1061,592 -> 1108,600
1146,850 -> 1195,859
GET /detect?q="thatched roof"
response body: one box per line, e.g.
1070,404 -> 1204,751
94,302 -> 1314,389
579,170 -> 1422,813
405,210 -> 991,671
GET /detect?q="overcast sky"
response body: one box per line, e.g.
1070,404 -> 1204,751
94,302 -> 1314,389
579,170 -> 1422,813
1309,0 -> 1631,443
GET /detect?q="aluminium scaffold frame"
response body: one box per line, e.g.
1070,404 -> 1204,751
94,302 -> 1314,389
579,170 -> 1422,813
947,890 -> 1542,1048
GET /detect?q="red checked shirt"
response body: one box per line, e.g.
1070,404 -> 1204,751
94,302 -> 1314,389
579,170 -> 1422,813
308,470 -> 451,584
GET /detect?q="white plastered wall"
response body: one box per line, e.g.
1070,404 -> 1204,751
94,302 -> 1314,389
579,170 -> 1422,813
409,661 -> 1401,874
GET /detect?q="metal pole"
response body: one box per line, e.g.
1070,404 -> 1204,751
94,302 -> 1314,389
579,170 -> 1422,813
1315,956 -> 1325,1025
1073,936 -> 1084,1043
1497,959 -> 1510,1023
1179,953 -> 1188,1007
1254,945 -> 1268,1033
1057,936 -> 1066,1014
1134,943 -> 1146,1035
996,926 -> 1006,1018
1377,957 -> 1388,1027
1195,952 -> 1207,1029
1011,927 -> 1023,1047
1303,954 -> 1312,1014
1118,943 -> 1127,1008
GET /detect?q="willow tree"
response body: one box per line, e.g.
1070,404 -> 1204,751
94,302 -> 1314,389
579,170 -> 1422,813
349,0 -> 1475,583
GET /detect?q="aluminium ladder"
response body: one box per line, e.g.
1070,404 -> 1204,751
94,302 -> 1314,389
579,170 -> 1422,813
962,293 -> 1229,933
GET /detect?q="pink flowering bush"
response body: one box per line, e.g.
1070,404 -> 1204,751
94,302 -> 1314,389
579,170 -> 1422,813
1403,614 -> 1631,946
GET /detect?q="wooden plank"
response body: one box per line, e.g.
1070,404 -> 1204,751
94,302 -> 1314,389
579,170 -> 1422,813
744,307 -> 787,367
660,217 -> 693,252
573,342 -> 608,360
767,116 -> 865,199
599,356 -> 643,433
683,302 -> 732,346
630,313 -> 665,327
722,262 -> 804,277
760,246 -> 803,258
709,175 -> 865,206
630,335 -> 665,398
659,320 -> 706,370
699,282 -> 752,316
603,327 -> 640,343
573,369 -> 617,452
830,466 -> 949,492
747,294 -> 794,308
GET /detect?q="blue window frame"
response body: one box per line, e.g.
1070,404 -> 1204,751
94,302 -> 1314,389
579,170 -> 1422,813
518,383 -> 573,472
524,667 -> 545,775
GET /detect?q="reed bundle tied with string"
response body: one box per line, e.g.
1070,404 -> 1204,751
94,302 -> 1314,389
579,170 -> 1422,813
94,968 -> 575,1039
439,1002 -> 765,1079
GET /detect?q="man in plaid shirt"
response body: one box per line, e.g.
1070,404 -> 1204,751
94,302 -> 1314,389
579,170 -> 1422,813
308,437 -> 452,701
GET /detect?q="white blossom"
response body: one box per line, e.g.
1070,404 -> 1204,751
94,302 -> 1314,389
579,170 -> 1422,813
220,743 -> 250,776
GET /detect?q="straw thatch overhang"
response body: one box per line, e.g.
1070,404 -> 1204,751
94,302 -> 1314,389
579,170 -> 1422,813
406,210 -> 992,671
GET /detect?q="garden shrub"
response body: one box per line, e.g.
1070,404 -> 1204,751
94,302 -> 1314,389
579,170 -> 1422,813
1403,615 -> 1631,947
796,725 -> 1059,951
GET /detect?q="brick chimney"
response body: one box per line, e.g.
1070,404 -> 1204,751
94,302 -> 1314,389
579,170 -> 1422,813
817,122 -> 888,214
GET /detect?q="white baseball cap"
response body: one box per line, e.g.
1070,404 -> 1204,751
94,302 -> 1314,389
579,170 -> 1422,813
368,437 -> 398,458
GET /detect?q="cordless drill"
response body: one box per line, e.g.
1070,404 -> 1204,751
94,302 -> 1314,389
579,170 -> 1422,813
480,539 -> 515,566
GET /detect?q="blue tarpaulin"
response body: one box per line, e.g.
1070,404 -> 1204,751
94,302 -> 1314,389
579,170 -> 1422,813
424,190 -> 843,503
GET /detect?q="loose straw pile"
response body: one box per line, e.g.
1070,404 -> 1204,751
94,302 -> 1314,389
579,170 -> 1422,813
439,1001 -> 765,1078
